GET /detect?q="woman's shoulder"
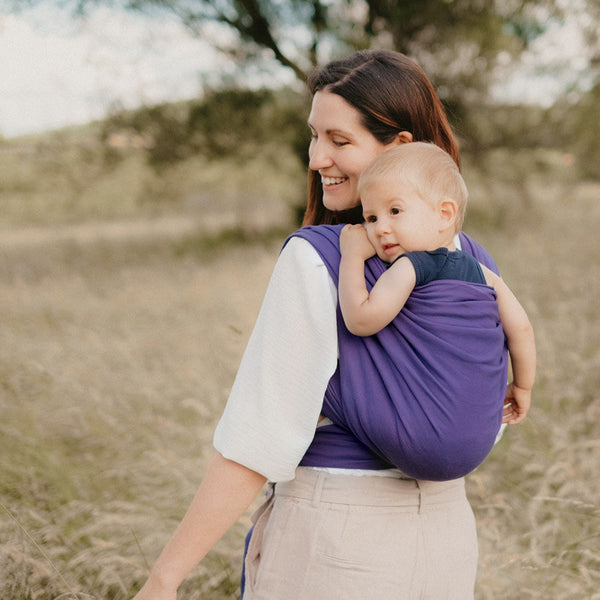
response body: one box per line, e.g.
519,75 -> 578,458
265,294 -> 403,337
285,224 -> 344,248
280,233 -> 327,266
283,225 -> 345,282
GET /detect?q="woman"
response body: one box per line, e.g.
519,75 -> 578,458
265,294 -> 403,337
132,50 -> 524,600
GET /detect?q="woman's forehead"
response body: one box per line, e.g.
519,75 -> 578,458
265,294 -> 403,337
308,91 -> 363,130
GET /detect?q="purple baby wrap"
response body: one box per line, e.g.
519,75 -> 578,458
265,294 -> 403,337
292,225 -> 508,481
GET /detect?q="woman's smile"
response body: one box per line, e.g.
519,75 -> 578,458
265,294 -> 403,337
321,176 -> 348,187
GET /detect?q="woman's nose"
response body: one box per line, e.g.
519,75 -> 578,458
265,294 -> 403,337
308,139 -> 333,170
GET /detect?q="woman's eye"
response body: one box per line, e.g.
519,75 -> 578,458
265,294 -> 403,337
333,139 -> 349,147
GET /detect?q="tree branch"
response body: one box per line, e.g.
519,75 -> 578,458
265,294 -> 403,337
232,0 -> 307,80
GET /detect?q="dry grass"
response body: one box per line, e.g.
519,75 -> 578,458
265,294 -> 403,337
464,161 -> 600,599
1,146 -> 599,599
0,225 -> 280,599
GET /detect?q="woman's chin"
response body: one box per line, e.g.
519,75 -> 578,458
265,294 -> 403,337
322,195 -> 360,214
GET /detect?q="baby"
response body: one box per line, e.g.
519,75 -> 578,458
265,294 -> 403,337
339,142 -> 535,424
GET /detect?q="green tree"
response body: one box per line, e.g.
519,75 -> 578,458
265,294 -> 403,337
6,1 -> 575,91
9,1 -> 600,126
8,0 -> 600,166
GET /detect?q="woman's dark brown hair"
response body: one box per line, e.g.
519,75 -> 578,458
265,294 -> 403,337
302,50 -> 460,226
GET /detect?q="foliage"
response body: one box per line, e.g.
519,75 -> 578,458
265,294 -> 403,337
9,0 -> 595,109
555,82 -> 600,178
7,0 -> 600,173
97,82 -> 600,187
459,82 -> 600,180
357,0 -> 545,104
100,86 -> 310,169
3,85 -> 597,233
0,114 -> 306,230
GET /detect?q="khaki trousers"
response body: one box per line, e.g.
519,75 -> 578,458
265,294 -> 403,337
243,467 -> 478,600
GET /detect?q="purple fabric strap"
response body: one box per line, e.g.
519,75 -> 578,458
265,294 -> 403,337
457,230 -> 500,273
290,225 -> 508,481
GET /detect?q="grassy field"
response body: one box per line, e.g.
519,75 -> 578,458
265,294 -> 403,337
1,135 -> 599,599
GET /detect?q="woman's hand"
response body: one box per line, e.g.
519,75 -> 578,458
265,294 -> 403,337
340,224 -> 376,261
502,382 -> 531,425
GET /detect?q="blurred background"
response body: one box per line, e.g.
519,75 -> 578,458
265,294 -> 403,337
1,1 -> 599,599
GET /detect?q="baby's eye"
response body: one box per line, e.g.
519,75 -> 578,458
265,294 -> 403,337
391,207 -> 401,215
365,215 -> 377,223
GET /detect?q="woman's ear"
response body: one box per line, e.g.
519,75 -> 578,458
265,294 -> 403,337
439,198 -> 458,231
392,131 -> 413,146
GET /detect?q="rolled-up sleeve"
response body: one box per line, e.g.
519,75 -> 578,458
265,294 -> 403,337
213,236 -> 339,482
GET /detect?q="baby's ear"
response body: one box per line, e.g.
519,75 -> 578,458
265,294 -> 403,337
438,197 -> 458,230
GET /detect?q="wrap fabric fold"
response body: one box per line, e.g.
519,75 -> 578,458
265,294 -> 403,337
291,225 -> 508,481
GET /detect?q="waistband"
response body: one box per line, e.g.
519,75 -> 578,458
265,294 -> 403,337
275,467 -> 466,511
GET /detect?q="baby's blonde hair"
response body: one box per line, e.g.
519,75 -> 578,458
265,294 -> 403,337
358,142 -> 468,232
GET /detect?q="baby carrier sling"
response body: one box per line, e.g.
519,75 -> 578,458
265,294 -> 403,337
292,225 -> 508,481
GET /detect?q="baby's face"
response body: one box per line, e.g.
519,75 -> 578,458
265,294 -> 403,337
361,177 -> 442,262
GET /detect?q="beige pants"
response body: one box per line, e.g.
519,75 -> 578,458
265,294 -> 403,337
244,468 -> 478,600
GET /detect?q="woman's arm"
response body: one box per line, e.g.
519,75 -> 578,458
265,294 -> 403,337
213,236 -> 339,481
133,237 -> 339,597
339,225 -> 416,336
133,453 -> 267,600
482,265 -> 536,424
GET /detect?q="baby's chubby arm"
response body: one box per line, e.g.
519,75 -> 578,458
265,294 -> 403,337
481,265 -> 536,424
339,225 -> 416,336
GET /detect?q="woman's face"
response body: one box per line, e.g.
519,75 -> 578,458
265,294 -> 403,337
307,91 -> 400,212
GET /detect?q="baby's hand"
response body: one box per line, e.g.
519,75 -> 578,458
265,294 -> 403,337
502,382 -> 531,425
340,224 -> 376,261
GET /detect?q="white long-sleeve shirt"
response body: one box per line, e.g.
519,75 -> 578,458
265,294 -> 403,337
213,237 -> 339,482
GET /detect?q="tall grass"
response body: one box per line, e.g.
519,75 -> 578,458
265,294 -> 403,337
464,156 -> 600,599
0,229 -> 280,599
1,140 -> 599,598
